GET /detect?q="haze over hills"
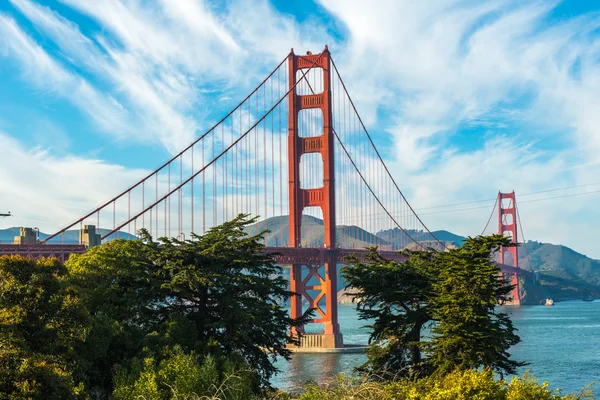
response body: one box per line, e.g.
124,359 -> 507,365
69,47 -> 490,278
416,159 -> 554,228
525,241 -> 600,287
2,216 -> 599,291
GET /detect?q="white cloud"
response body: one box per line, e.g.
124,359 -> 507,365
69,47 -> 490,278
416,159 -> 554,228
9,0 -> 331,154
0,13 -> 131,137
316,0 -> 600,257
3,0 -> 600,257
0,131 -> 148,232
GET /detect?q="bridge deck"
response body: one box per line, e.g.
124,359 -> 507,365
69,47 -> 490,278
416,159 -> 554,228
0,244 -> 86,262
266,246 -> 528,275
0,244 -> 527,276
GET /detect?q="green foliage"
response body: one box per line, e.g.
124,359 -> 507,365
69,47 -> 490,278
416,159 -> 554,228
342,248 -> 437,377
66,238 -> 158,393
112,356 -> 161,400
148,214 -> 298,382
343,235 -> 524,378
112,347 -> 259,400
65,214 -> 296,394
0,255 -> 89,399
290,369 -> 595,400
427,235 -> 525,376
6,223 -> 592,400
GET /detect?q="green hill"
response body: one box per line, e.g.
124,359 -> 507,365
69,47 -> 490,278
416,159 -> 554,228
525,241 -> 600,286
244,215 -> 390,249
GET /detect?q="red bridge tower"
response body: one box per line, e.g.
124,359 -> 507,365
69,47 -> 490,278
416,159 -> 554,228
498,191 -> 520,305
288,47 -> 342,348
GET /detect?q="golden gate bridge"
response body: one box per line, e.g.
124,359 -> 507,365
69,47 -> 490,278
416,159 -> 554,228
0,47 -> 530,349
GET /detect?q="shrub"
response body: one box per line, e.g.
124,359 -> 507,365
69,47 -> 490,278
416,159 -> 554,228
112,346 -> 260,400
290,369 -> 594,400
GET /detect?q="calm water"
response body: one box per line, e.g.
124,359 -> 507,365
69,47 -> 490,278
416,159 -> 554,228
272,301 -> 600,394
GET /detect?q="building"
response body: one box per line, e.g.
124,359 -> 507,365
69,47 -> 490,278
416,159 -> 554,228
80,225 -> 101,248
13,227 -> 36,245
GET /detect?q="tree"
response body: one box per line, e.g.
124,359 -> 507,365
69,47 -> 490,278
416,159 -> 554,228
147,214 -> 301,383
0,255 -> 89,399
343,235 -> 524,379
342,248 -> 437,377
65,238 -> 159,393
66,214 -> 301,392
427,234 -> 525,376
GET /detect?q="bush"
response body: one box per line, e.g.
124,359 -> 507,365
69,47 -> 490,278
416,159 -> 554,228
112,346 -> 260,400
289,369 -> 595,400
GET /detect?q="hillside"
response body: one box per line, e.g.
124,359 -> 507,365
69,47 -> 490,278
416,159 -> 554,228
245,215 -> 391,249
375,227 -> 465,248
525,241 -> 600,286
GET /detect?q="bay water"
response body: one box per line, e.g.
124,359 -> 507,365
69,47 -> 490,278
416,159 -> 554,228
272,301 -> 600,394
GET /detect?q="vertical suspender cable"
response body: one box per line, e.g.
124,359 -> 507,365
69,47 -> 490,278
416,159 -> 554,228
155,173 -> 158,238
168,164 -> 171,237
191,146 -> 194,235
271,72 -> 275,245
278,67 -> 283,245
202,139 -> 205,234
142,181 -> 145,229
264,82 -> 268,240
212,130 -> 216,228
224,124 -> 227,223
179,155 -> 182,238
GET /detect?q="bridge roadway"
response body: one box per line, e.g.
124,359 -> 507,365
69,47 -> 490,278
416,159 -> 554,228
266,246 -> 527,276
0,244 -> 86,263
0,244 -> 527,277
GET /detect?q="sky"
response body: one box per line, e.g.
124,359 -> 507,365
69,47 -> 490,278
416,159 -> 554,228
1,0 -> 600,257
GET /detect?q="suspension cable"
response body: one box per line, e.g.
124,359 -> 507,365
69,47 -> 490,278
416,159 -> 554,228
43,55 -> 290,243
330,57 -> 442,247
100,53 -> 325,240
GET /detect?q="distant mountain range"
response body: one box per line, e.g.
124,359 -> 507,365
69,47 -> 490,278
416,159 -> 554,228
2,216 -> 600,295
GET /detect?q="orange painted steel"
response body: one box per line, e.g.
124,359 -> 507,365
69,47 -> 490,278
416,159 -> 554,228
498,191 -> 520,305
287,47 -> 341,345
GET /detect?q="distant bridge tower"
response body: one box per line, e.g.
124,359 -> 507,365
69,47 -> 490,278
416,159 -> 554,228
288,47 -> 342,348
498,191 -> 520,305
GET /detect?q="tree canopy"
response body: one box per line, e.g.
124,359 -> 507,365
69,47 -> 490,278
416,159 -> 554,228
342,248 -> 437,377
64,214 -> 299,394
0,219 -> 534,398
427,235 -> 525,376
0,255 -> 89,399
0,214 -> 301,399
343,234 -> 524,378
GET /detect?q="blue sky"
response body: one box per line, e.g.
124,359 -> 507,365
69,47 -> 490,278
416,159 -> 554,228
1,0 -> 600,257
